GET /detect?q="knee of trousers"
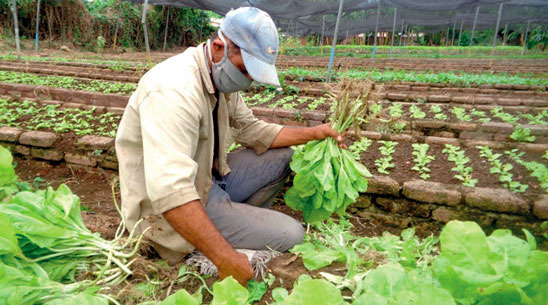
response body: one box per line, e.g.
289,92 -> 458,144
276,218 -> 305,252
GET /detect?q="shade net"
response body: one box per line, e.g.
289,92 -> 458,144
124,0 -> 548,37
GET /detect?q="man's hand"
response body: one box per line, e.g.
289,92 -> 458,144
218,251 -> 254,286
271,123 -> 347,149
163,200 -> 253,287
313,123 -> 347,148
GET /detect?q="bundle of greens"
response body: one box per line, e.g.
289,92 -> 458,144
0,145 -> 148,304
284,81 -> 373,223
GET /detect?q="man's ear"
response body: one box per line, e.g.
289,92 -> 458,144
211,38 -> 225,53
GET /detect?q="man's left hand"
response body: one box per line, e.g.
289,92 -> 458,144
315,123 -> 347,149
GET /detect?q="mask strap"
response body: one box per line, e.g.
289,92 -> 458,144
217,31 -> 229,59
205,39 -> 212,74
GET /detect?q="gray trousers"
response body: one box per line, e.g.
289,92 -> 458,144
206,147 -> 305,252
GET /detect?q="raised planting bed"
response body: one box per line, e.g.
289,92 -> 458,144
0,61 -> 143,82
0,70 -> 137,95
277,55 -> 548,74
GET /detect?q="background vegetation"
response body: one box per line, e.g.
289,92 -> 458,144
0,0 -> 215,51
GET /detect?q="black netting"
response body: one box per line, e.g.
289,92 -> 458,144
123,0 -> 548,37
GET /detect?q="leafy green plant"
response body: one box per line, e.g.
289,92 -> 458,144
470,109 -> 491,123
442,144 -> 477,187
491,106 -> 520,124
369,103 -> 383,115
433,221 -> 547,305
409,104 -> 426,119
510,125 -> 536,142
477,145 -> 528,192
521,113 -> 548,125
389,103 -> 403,118
307,97 -> 327,111
411,143 -> 435,180
284,82 -> 372,223
375,141 -> 397,174
348,137 -> 372,161
505,149 -> 548,192
430,105 -> 448,121
451,107 -> 471,122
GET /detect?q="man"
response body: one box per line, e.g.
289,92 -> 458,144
115,7 -> 343,286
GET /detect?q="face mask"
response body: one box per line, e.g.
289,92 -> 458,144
206,31 -> 252,93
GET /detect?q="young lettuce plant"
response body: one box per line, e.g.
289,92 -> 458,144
505,149 -> 548,192
442,144 -> 477,187
429,105 -> 447,121
510,125 -> 536,143
375,141 -> 397,174
477,145 -> 528,192
451,107 -> 471,122
348,137 -> 372,161
411,143 -> 435,180
409,104 -> 426,119
284,81 -> 373,223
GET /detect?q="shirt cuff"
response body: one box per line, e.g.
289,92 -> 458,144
252,123 -> 284,155
152,185 -> 202,215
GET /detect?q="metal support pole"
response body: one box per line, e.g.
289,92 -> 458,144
445,27 -> 449,46
35,0 -> 41,53
372,0 -> 381,61
502,23 -> 508,46
326,0 -> 345,82
320,15 -> 325,47
113,0 -> 122,50
294,20 -> 298,50
142,0 -> 152,67
490,2 -> 504,63
458,19 -> 464,46
403,24 -> 408,46
522,20 -> 530,56
399,19 -> 404,48
470,5 -> 480,47
389,7 -> 397,60
346,30 -> 349,44
10,0 -> 21,60
451,20 -> 456,46
163,6 -> 170,51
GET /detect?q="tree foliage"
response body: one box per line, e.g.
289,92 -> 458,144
0,0 -> 214,50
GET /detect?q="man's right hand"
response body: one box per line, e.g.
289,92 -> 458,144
163,200 -> 254,287
218,251 -> 253,286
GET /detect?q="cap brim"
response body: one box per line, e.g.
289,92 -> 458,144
241,49 -> 280,87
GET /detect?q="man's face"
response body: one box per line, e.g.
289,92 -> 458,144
210,37 -> 253,81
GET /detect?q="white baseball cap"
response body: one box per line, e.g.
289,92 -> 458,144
220,7 -> 281,87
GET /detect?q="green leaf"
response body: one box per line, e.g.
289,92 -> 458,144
211,276 -> 249,305
246,280 -> 267,304
159,289 -> 199,305
486,229 -> 530,279
271,287 -> 288,303
522,229 -> 536,251
363,263 -> 406,298
439,221 -> 500,285
42,293 -> 109,305
0,214 -> 22,257
281,279 -> 345,305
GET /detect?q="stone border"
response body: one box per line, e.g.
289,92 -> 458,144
349,176 -> 547,236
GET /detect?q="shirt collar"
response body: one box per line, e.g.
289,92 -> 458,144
194,42 -> 215,96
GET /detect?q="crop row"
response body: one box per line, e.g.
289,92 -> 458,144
0,70 -> 136,95
349,138 -> 547,194
0,98 -> 120,137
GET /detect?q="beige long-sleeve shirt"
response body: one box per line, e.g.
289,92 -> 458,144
115,44 -> 283,254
